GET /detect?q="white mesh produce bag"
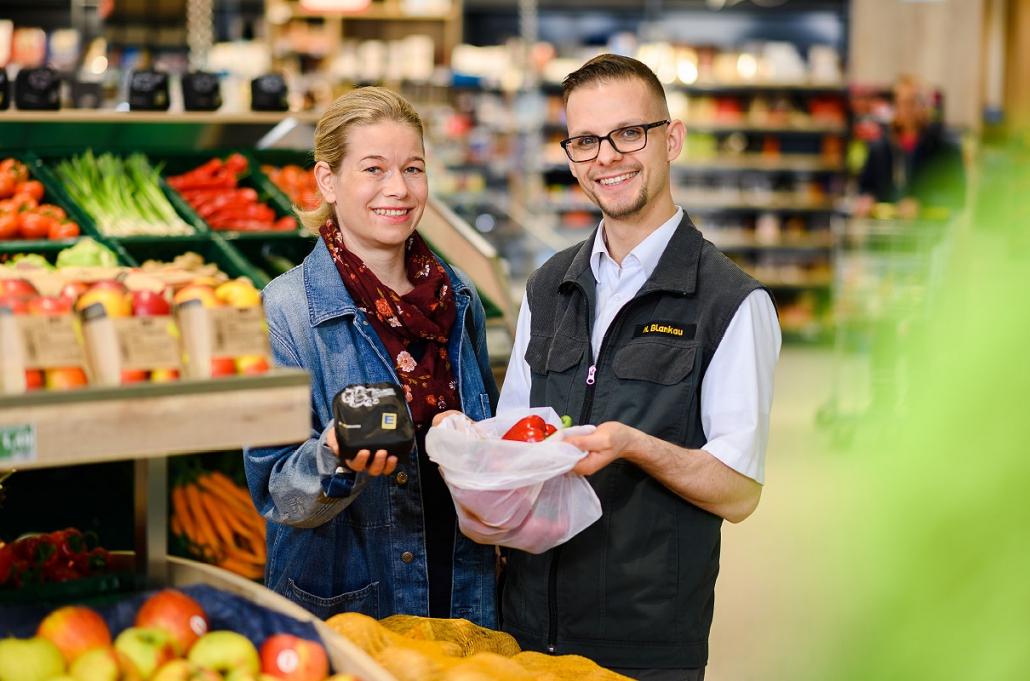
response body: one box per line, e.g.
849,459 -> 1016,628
425,407 -> 602,554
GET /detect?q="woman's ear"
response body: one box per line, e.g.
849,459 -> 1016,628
313,161 -> 337,205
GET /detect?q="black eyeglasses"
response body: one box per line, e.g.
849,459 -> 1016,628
560,120 -> 671,163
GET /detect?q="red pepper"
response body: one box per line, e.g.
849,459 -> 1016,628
502,415 -> 549,443
544,423 -> 557,437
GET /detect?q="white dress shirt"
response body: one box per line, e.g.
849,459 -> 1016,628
497,208 -> 781,484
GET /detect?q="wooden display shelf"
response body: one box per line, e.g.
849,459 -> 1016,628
0,370 -> 311,469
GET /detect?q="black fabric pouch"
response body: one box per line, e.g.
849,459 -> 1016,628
332,382 -> 414,465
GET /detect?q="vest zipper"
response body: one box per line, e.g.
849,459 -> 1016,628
546,545 -> 562,654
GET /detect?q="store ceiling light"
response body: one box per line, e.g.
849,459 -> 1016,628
299,0 -> 372,13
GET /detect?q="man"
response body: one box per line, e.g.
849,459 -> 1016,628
496,54 -> 781,680
854,73 -> 966,220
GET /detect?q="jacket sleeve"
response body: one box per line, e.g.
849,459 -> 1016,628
243,310 -> 372,529
467,284 -> 500,415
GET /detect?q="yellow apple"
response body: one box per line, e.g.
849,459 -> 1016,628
215,280 -> 261,309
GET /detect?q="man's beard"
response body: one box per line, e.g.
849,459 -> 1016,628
591,183 -> 649,220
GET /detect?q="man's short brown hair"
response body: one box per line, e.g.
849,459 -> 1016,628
561,54 -> 669,116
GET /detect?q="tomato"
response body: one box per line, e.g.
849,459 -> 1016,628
0,211 -> 18,240
0,173 -> 16,199
0,159 -> 29,184
36,204 -> 67,220
18,212 -> 57,240
48,220 -> 80,240
15,181 -> 44,203
8,192 -> 38,211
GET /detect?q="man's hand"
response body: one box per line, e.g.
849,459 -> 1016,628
563,422 -> 645,476
327,426 -> 397,476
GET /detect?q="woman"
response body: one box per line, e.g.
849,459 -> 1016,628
244,87 -> 499,627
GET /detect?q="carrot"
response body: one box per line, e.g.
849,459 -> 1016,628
206,470 -> 255,508
198,488 -> 235,547
184,482 -> 221,561
171,514 -> 184,537
196,473 -> 255,515
171,485 -> 199,544
217,556 -> 265,580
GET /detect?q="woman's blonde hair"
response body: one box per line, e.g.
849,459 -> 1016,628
296,86 -> 425,234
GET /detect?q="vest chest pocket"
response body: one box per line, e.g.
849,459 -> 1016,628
526,333 -> 585,374
613,339 -> 697,385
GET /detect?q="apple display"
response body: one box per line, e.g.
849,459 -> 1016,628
149,660 -> 221,681
215,280 -> 261,309
134,589 -> 209,656
36,605 -> 112,665
258,634 -> 328,681
120,369 -> 150,384
149,368 -> 180,383
131,290 -> 172,317
59,280 -> 91,304
0,293 -> 31,314
25,368 -> 44,390
0,636 -> 66,681
69,647 -> 143,681
186,631 -> 260,677
75,281 -> 131,318
27,295 -> 73,317
235,355 -> 269,375
113,628 -> 178,680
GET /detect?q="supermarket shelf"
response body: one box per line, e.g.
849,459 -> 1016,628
704,233 -> 833,252
671,81 -> 848,94
675,192 -> 840,213
682,120 -> 848,135
673,154 -> 846,173
0,110 -> 320,125
0,369 -> 311,469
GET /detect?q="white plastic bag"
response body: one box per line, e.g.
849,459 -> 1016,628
425,407 -> 602,554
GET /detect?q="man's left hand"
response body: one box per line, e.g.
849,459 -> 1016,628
564,422 -> 644,475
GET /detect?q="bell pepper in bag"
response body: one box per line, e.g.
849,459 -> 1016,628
501,415 -> 549,443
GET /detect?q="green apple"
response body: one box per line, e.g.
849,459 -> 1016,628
0,637 -> 66,681
69,647 -> 142,681
186,632 -> 259,677
149,659 -> 221,681
113,628 -> 178,679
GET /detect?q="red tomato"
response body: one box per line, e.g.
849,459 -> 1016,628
0,211 -> 18,240
19,212 -> 56,240
0,173 -> 16,199
0,159 -> 29,184
15,180 -> 44,203
36,204 -> 67,220
9,192 -> 38,211
48,220 -> 80,240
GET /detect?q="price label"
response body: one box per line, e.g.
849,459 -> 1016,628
18,316 -> 87,369
114,317 -> 182,370
0,423 -> 36,463
210,306 -> 270,358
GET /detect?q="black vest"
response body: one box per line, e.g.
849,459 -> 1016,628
501,214 -> 768,668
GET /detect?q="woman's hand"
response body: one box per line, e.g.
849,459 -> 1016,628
432,409 -> 467,427
327,426 -> 398,476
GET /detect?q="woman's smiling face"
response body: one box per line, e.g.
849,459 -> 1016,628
315,119 -> 428,257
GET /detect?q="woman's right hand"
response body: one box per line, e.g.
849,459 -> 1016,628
327,426 -> 398,476
432,409 -> 466,427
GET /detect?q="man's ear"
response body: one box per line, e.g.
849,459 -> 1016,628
666,119 -> 686,162
313,161 -> 336,205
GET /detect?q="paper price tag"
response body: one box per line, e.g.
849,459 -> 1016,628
114,316 -> 182,370
0,423 -> 36,463
17,316 -> 87,369
210,306 -> 270,358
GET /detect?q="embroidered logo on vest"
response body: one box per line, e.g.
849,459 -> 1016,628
632,322 -> 696,339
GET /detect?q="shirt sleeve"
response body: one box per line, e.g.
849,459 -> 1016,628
497,294 -> 533,413
699,289 -> 781,484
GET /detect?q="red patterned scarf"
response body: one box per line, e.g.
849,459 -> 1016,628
320,221 -> 459,426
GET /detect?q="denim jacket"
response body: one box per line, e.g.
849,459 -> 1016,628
244,238 -> 499,627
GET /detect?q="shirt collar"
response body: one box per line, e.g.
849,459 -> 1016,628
589,207 -> 684,282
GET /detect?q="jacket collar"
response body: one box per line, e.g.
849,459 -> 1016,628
303,236 -> 471,328
560,212 -> 703,296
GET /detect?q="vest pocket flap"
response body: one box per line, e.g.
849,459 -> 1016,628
526,333 -> 585,374
613,341 -> 696,385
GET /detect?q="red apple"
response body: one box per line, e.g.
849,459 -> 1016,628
76,281 -> 131,318
173,284 -> 220,309
134,589 -> 209,656
259,634 -> 328,681
0,293 -> 31,314
36,605 -> 112,666
25,369 -> 44,390
235,355 -> 269,375
150,368 -> 180,383
59,280 -> 91,304
131,290 -> 172,317
210,357 -> 237,377
113,628 -> 178,680
69,646 -> 143,681
120,369 -> 150,384
0,278 -> 39,297
28,295 -> 73,317
45,367 -> 89,390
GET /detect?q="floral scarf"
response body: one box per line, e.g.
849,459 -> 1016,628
320,220 -> 459,426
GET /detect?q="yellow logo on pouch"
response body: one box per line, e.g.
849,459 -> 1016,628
382,413 -> 398,430
643,324 -> 683,336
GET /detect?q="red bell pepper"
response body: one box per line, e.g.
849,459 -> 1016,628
502,415 -> 549,443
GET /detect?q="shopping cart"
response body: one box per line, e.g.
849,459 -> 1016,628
816,214 -> 956,446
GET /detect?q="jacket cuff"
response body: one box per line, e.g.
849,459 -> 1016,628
317,422 -> 359,498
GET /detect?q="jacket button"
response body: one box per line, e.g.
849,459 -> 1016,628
401,551 -> 414,563
396,472 -> 409,485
